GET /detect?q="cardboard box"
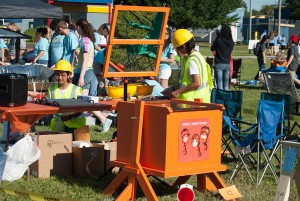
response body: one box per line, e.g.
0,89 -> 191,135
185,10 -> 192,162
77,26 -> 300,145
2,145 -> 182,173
29,132 -> 73,178
104,142 -> 117,171
72,144 -> 105,177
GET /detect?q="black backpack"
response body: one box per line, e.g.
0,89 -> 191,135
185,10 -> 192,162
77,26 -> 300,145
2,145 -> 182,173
253,42 -> 261,56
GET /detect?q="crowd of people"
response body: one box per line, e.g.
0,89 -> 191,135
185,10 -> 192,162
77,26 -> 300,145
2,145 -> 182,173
254,32 -> 300,85
0,19 -> 299,138
0,20 -> 113,136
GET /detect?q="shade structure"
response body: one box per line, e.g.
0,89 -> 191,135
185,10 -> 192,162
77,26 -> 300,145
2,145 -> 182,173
0,0 -> 63,19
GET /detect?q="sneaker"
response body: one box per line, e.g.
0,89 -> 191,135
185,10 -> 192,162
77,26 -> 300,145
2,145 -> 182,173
101,118 -> 112,133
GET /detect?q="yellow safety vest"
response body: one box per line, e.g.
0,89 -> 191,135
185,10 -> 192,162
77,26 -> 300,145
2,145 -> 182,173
178,51 -> 211,103
48,84 -> 86,130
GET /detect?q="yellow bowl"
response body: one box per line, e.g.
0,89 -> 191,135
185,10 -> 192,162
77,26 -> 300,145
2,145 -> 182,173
136,85 -> 154,96
105,84 -> 138,99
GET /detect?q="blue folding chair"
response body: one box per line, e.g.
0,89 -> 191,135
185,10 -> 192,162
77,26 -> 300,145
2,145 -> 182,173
211,88 -> 243,159
224,99 -> 285,184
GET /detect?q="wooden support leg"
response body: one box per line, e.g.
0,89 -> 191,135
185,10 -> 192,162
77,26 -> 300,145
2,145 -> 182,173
206,172 -> 227,189
103,170 -> 128,195
172,175 -> 191,187
136,169 -> 158,201
116,183 -> 133,201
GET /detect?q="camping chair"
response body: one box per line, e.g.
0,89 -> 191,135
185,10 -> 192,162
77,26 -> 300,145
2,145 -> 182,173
210,88 -> 243,159
261,92 -> 291,135
224,99 -> 285,184
264,72 -> 300,133
123,12 -> 163,71
230,59 -> 242,90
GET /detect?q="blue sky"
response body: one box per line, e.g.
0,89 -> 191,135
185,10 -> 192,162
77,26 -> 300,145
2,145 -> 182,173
245,0 -> 278,11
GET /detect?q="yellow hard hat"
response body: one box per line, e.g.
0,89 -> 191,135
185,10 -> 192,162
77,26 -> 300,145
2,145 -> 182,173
172,29 -> 194,48
54,60 -> 72,73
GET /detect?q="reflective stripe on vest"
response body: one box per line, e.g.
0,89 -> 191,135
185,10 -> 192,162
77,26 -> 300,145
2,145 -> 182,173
178,52 -> 210,102
189,54 -> 208,89
49,84 -> 79,99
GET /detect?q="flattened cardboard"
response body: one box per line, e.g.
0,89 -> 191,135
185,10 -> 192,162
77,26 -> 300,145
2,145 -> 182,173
72,144 -> 105,177
29,132 -> 72,178
218,185 -> 242,200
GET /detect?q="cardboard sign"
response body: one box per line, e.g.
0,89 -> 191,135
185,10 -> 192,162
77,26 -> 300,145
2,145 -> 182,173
274,147 -> 298,201
178,119 -> 210,162
218,185 -> 242,200
294,166 -> 300,199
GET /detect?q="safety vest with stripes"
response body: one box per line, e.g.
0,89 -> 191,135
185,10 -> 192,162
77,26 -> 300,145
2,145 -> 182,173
178,51 -> 211,103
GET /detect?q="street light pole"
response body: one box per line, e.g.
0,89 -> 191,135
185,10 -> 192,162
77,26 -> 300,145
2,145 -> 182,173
278,0 -> 281,36
249,0 -> 252,41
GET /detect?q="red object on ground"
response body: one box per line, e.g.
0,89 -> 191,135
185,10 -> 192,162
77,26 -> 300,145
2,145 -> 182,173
177,186 -> 195,201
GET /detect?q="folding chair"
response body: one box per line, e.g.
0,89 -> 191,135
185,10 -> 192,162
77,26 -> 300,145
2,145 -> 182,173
230,59 -> 242,90
261,92 -> 291,135
264,72 -> 300,133
211,88 -> 243,159
224,99 -> 285,184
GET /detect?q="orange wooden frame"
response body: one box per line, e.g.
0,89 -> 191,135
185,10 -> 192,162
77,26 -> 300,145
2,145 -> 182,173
103,5 -> 170,78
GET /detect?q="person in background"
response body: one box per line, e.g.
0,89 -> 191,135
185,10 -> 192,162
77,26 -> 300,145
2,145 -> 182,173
0,38 -> 6,66
98,23 -> 109,48
158,27 -> 175,89
73,18 -> 97,96
268,32 -> 275,56
271,51 -> 287,67
6,22 -> 27,64
254,35 -> 270,80
49,19 -> 65,68
32,27 -> 49,65
285,35 -> 299,85
47,60 -> 85,133
93,28 -> 101,55
260,30 -> 267,40
274,31 -> 280,54
211,25 -> 234,91
280,35 -> 287,52
170,29 -> 210,103
57,20 -> 79,66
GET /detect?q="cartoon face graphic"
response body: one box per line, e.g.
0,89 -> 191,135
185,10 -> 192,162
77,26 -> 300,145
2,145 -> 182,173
181,128 -> 190,143
191,134 -> 201,157
200,126 -> 210,150
191,134 -> 200,147
200,126 -> 209,140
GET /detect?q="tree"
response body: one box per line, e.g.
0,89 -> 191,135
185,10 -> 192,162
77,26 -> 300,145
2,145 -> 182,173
287,0 -> 300,20
114,0 -> 243,29
260,5 -> 275,16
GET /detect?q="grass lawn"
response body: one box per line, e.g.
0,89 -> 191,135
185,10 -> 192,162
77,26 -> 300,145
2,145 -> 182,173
0,44 -> 300,201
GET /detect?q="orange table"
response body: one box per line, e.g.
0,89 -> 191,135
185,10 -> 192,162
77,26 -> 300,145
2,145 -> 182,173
0,102 -> 113,133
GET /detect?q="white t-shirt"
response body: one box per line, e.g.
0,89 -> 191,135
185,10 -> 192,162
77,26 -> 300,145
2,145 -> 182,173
189,60 -> 200,75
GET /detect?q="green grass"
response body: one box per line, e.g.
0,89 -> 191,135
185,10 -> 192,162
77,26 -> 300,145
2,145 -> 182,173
1,44 -> 300,201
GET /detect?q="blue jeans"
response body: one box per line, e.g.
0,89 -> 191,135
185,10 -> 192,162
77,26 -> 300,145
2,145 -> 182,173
73,69 -> 98,96
214,63 -> 230,91
254,60 -> 266,80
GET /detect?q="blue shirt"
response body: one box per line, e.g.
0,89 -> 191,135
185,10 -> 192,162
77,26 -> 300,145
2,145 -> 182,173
50,33 -> 65,66
34,37 -> 49,61
62,31 -> 79,63
144,79 -> 163,96
74,37 -> 94,74
159,43 -> 175,70
0,39 -> 5,49
94,32 -> 101,55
